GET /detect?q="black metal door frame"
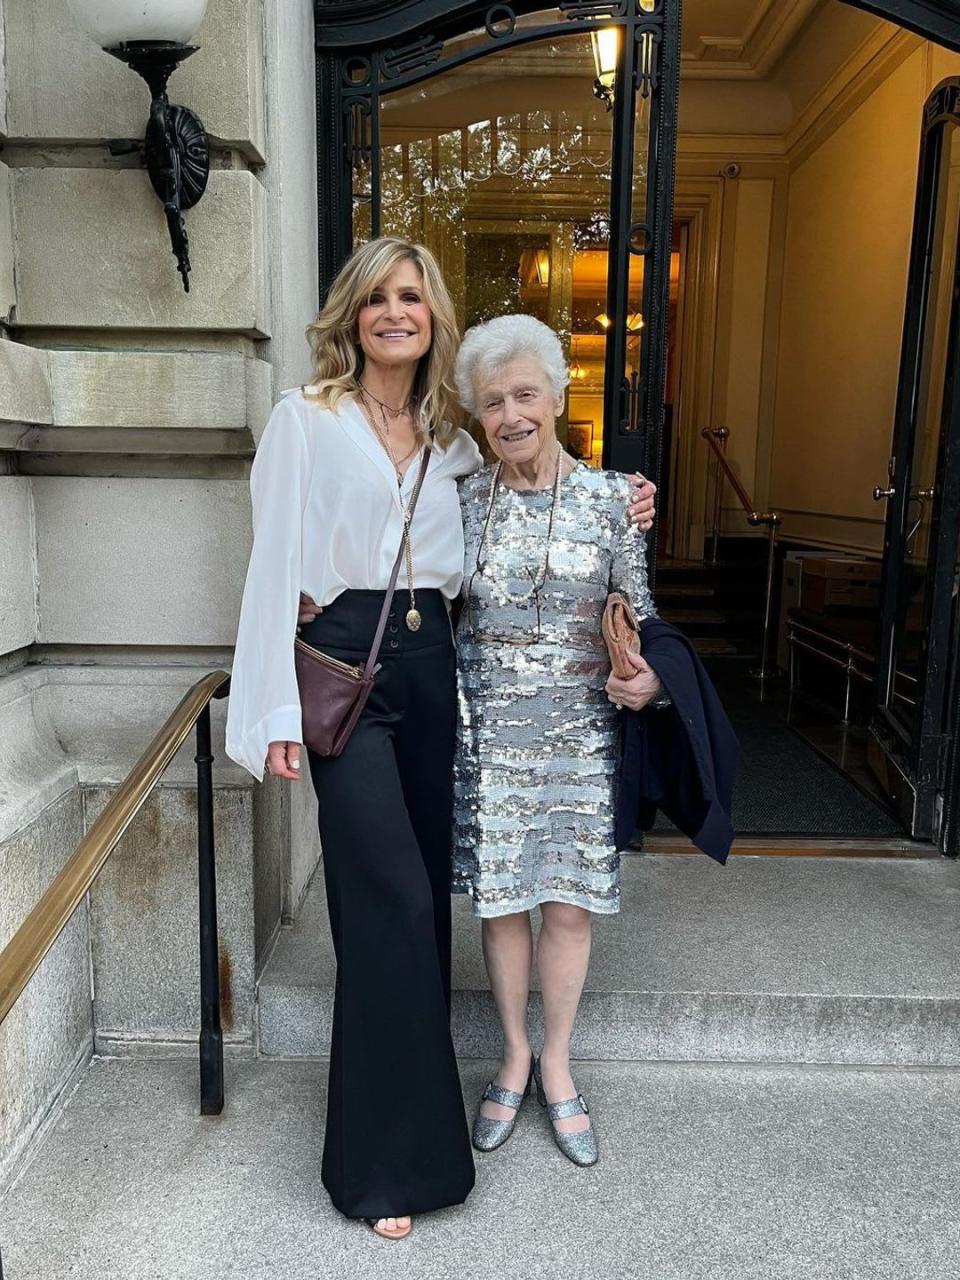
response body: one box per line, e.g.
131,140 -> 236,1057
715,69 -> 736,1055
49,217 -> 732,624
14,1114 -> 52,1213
314,0 -> 681,482
872,79 -> 960,839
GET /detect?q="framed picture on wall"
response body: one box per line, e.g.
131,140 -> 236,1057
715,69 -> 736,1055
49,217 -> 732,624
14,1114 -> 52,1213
568,420 -> 594,460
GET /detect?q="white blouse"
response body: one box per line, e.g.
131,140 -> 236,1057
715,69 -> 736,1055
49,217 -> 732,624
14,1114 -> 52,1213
225,389 -> 483,781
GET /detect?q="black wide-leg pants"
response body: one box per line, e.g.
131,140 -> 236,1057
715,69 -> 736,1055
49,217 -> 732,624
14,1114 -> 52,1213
301,589 -> 475,1220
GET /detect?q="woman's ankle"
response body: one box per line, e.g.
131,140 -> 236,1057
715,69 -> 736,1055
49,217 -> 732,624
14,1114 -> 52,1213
495,1042 -> 532,1086
505,1045 -> 532,1068
538,1046 -> 573,1077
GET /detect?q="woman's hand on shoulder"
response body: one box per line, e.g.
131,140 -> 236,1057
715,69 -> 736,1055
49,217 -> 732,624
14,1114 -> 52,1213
628,474 -> 657,532
606,650 -> 662,711
265,742 -> 302,780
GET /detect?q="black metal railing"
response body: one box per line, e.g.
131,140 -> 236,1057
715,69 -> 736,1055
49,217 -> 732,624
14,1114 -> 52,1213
0,672 -> 231,1118
702,426 -> 782,684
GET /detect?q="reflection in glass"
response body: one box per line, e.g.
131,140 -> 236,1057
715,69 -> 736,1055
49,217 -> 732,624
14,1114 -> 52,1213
591,26 -> 618,111
350,19 -> 655,465
465,233 -> 551,328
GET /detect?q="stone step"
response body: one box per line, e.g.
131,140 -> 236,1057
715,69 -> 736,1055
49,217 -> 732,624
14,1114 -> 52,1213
691,636 -> 743,655
257,854 -> 960,1069
660,586 -> 716,606
5,1055 -> 959,1279
659,606 -> 729,627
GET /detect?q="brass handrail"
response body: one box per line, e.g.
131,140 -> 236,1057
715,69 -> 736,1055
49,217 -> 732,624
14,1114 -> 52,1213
0,669 -> 231,1113
701,427 -> 779,528
701,426 -> 782,685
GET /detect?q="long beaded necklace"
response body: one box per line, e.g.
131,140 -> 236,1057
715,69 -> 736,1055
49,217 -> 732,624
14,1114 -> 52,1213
472,441 -> 564,607
356,383 -> 423,632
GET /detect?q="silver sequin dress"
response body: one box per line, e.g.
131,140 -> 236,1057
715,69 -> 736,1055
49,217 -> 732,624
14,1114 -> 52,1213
452,462 -> 659,917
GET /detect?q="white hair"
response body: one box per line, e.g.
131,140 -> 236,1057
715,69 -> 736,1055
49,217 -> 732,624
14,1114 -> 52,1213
454,313 -> 569,416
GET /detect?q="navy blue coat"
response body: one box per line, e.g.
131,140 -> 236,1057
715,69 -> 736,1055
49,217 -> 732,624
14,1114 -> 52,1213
615,618 -> 739,864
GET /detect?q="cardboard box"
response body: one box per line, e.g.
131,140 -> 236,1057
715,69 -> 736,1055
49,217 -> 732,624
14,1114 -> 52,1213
800,557 -> 882,614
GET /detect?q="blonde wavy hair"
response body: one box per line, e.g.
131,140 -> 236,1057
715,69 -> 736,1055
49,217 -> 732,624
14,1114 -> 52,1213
304,237 -> 461,448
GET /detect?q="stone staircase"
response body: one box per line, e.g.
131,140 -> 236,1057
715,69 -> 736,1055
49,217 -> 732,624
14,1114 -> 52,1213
656,550 -> 768,658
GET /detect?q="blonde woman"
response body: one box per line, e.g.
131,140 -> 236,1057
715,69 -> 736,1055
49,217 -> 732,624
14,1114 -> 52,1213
226,237 -> 479,1239
226,237 -> 657,1239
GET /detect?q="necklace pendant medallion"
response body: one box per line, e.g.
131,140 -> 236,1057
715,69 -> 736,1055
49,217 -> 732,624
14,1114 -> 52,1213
405,608 -> 422,632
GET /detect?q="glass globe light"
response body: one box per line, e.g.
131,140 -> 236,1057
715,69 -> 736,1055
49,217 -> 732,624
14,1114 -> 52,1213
66,0 -> 209,48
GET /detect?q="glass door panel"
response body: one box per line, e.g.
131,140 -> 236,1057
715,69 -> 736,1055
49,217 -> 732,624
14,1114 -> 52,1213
329,0 -> 678,479
623,80 -> 654,428
350,18 -> 659,465
359,28 -> 615,458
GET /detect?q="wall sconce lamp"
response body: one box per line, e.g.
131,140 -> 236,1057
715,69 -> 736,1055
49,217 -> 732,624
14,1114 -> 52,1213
66,0 -> 211,293
590,28 -> 619,112
595,312 -> 612,330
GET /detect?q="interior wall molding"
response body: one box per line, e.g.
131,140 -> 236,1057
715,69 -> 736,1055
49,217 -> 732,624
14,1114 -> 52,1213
778,507 -> 886,522
670,177 -> 726,560
678,133 -> 788,159
747,0 -> 822,78
785,24 -> 923,165
691,36 -> 746,66
681,0 -> 820,80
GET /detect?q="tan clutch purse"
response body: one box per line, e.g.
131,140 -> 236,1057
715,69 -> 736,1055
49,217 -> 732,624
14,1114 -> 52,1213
602,592 -> 640,679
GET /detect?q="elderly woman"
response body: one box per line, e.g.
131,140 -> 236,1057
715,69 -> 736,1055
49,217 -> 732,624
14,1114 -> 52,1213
452,314 -> 667,1167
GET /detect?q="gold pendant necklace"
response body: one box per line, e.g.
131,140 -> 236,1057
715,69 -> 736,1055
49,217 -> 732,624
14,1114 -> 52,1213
358,386 -> 422,631
400,479 -> 422,631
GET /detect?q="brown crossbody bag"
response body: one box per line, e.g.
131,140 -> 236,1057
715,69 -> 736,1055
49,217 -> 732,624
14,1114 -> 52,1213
293,447 -> 431,758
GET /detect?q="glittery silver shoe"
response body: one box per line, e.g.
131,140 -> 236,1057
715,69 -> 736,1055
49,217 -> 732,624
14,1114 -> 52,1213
533,1058 -> 599,1167
471,1059 -> 534,1152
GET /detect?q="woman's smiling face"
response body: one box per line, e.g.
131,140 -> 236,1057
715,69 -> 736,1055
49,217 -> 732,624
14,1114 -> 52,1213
356,261 -> 433,369
474,356 -> 565,467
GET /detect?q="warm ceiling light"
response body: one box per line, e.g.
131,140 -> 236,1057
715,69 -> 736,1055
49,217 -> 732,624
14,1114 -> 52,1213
590,27 -> 618,112
595,312 -> 611,330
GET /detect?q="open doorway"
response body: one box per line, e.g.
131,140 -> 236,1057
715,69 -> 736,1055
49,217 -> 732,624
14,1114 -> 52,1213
316,0 -> 960,851
652,0 -> 960,850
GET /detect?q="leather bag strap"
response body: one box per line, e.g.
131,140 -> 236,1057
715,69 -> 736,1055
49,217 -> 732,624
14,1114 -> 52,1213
363,446 -> 432,679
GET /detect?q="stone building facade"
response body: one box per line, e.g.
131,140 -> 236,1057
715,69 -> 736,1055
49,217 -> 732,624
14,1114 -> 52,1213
0,0 -> 323,1185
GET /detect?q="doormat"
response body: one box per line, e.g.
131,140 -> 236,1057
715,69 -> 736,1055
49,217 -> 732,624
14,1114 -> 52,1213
653,659 -> 903,837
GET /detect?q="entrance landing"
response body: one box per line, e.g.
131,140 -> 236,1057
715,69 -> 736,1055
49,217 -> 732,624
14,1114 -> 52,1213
258,853 -> 960,1068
